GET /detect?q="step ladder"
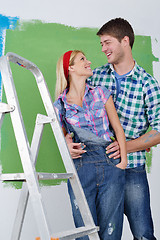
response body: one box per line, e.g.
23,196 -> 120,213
0,52 -> 100,240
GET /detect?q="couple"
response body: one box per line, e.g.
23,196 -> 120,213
54,18 -> 160,240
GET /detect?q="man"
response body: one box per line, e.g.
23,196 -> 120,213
87,18 -> 160,240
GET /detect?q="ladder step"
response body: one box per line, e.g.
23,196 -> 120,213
36,238 -> 59,240
0,173 -> 73,181
36,226 -> 99,240
52,226 -> 99,240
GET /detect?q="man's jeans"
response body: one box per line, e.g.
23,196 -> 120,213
124,165 -> 157,240
68,141 -> 125,240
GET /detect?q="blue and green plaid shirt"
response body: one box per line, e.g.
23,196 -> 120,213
87,62 -> 160,168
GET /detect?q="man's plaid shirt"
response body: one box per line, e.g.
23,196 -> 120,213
87,62 -> 160,168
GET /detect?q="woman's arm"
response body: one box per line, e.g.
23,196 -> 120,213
105,96 -> 127,169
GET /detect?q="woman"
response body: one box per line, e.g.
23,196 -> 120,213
54,50 -> 127,240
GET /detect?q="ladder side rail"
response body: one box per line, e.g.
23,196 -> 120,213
6,52 -> 38,71
34,70 -> 97,229
0,113 -> 5,130
34,72 -> 79,173
5,52 -> 85,172
34,79 -> 99,239
0,56 -> 51,240
4,53 -> 100,240
11,114 -> 45,240
31,67 -> 98,234
36,72 -> 100,240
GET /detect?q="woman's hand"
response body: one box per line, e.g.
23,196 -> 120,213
106,140 -> 127,169
65,133 -> 86,159
106,140 -> 120,159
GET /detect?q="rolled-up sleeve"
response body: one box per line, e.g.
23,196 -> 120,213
144,77 -> 160,132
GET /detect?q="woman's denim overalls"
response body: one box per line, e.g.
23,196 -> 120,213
60,100 -> 125,240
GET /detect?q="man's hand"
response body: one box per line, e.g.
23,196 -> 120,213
106,140 -> 120,159
65,133 -> 86,159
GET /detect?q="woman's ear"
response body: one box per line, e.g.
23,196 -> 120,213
68,65 -> 74,72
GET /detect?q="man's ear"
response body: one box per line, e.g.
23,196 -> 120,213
122,36 -> 130,47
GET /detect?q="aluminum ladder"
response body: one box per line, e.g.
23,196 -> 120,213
0,52 -> 100,240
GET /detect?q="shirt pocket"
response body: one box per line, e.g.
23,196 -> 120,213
66,109 -> 80,125
116,90 -> 145,120
91,101 -> 106,119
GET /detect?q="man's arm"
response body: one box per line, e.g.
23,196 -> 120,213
107,74 -> 160,158
106,130 -> 160,158
127,129 -> 160,153
127,76 -> 160,154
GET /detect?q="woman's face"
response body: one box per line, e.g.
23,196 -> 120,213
70,52 -> 93,78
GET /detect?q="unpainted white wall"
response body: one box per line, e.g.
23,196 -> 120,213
0,1 -> 160,239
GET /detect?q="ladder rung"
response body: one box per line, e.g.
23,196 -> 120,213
52,226 -> 99,240
0,173 -> 25,181
0,102 -> 15,113
36,114 -> 55,125
37,172 -> 73,180
0,172 -> 74,181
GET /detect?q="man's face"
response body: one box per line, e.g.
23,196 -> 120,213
100,34 -> 125,65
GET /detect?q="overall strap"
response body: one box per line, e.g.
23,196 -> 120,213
59,98 -> 80,143
59,98 -> 70,133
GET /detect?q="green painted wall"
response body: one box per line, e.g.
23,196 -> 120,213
0,21 -> 158,187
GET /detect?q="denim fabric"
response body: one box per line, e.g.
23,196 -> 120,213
124,165 -> 156,240
71,125 -> 112,145
68,143 -> 125,240
66,129 -> 125,239
60,100 -> 125,239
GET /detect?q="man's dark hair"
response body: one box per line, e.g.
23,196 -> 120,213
97,18 -> 135,49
